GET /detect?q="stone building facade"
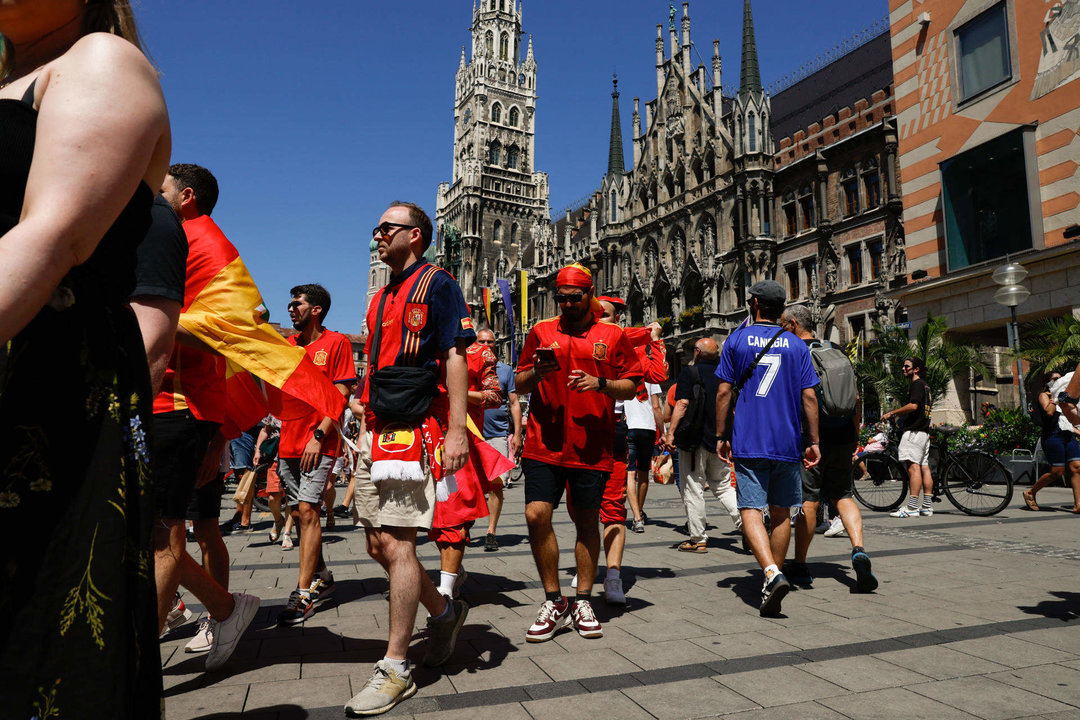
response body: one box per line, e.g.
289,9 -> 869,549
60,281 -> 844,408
524,1 -> 905,375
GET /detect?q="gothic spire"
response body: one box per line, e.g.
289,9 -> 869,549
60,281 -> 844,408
739,0 -> 763,99
607,75 -> 625,178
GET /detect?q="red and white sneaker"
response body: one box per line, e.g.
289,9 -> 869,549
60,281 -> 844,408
525,597 -> 570,643
571,598 -> 604,638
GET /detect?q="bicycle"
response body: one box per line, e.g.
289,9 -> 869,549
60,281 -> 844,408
852,426 -> 1014,516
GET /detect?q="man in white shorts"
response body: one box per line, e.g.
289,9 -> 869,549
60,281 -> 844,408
882,357 -> 933,517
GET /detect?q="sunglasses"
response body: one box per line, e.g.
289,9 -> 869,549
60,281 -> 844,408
372,221 -> 417,239
555,292 -> 585,304
287,301 -> 304,311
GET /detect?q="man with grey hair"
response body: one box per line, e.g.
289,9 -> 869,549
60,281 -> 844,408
780,304 -> 877,593
665,337 -> 741,553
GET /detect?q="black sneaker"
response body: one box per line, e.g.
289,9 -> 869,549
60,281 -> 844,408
783,561 -> 813,586
760,573 -> 791,617
332,504 -> 351,519
219,516 -> 242,535
484,533 -> 499,552
851,552 -> 878,593
423,596 -> 469,667
278,588 -> 315,625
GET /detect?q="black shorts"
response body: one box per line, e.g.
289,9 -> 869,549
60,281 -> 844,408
801,442 -> 857,503
522,458 -> 604,511
151,410 -> 220,520
627,428 -> 655,473
186,473 -> 225,522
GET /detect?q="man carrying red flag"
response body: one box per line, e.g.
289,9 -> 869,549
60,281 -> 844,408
515,264 -> 642,643
152,164 -> 259,671
276,284 -> 356,626
345,202 -> 476,717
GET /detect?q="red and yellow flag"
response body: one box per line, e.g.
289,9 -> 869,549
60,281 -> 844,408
178,216 -> 346,438
482,287 -> 492,328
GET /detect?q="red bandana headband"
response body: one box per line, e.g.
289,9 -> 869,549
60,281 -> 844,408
555,263 -> 593,289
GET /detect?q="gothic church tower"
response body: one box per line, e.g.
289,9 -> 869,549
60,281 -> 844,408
435,0 -> 550,306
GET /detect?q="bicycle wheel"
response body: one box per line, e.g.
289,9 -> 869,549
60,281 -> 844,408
942,451 -> 1014,516
852,452 -> 908,512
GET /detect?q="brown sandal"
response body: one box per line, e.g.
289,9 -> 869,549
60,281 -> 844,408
1023,491 -> 1040,511
678,541 -> 707,553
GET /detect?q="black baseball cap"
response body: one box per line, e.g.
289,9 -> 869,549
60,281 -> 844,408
748,279 -> 785,304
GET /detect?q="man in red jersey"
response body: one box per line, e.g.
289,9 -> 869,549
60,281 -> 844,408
153,164 -> 259,672
276,283 -> 356,626
515,264 -> 642,643
427,338 -> 501,601
345,202 -> 473,717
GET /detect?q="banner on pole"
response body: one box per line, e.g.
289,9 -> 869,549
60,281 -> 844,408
497,278 -> 518,364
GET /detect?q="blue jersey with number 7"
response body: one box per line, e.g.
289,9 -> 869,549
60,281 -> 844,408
716,322 -> 819,462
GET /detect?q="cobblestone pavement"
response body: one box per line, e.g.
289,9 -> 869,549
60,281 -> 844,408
161,484 -> 1080,719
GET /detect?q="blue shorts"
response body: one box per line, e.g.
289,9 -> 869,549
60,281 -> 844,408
229,426 -> 259,471
1043,432 -> 1080,467
733,457 -> 803,510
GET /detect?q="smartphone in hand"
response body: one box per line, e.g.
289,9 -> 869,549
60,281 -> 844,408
536,346 -> 558,368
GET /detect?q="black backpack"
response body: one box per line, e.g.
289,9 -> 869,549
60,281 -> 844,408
673,366 -> 708,451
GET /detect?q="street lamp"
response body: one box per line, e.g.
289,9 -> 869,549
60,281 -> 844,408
992,259 -> 1030,411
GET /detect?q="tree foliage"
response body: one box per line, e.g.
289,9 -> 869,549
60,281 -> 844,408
1017,314 -> 1080,379
853,314 -> 991,414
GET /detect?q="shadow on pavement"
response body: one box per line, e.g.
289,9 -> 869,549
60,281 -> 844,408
1018,591 -> 1080,621
717,572 -> 789,616
195,705 -> 308,720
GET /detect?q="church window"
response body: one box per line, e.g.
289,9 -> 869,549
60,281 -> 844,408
841,168 -> 859,217
510,223 -> 519,245
491,103 -> 502,123
493,220 -> 502,243
485,31 -> 493,57
610,191 -> 617,222
748,113 -> 757,152
782,192 -> 797,236
500,0 -> 506,11
508,106 -> 519,126
506,145 -> 519,169
786,265 -> 800,300
519,73 -> 525,86
869,239 -> 884,278
489,141 -> 501,165
847,245 -> 864,285
863,157 -> 881,209
500,33 -> 509,60
798,185 -> 815,229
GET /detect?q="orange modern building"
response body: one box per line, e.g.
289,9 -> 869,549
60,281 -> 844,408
889,0 -> 1080,416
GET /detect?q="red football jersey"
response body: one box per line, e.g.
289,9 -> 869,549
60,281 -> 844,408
465,342 -> 502,429
278,329 -> 356,459
518,317 -> 643,471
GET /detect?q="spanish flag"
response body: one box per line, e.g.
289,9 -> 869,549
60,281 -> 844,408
178,215 -> 346,438
482,287 -> 492,328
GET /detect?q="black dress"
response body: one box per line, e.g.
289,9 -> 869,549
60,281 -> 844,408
0,85 -> 162,718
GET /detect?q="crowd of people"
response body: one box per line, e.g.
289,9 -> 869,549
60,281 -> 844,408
6,4 -> 1080,719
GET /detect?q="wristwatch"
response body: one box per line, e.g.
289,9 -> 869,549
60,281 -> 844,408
313,428 -> 326,442
1058,391 -> 1080,406
598,377 -> 607,392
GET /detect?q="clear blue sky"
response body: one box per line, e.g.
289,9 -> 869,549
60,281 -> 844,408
138,0 -> 888,334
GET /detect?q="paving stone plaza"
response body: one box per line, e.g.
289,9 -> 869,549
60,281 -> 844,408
162,485 -> 1080,719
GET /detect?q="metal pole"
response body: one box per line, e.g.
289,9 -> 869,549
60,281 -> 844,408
1011,306 -> 1028,411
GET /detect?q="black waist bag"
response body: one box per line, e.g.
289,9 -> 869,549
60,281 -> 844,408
368,365 -> 438,424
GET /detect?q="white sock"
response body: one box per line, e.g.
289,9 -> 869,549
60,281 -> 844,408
383,656 -> 409,674
764,563 -> 779,581
438,571 -> 457,598
606,567 -> 620,580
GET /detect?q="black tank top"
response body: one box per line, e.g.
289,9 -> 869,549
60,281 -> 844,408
1040,393 -> 1065,438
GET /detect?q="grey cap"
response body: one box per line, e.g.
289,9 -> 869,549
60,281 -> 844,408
748,279 -> 785,304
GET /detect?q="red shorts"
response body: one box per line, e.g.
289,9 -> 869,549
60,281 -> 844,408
428,523 -> 471,545
566,461 -> 627,526
265,463 -> 282,494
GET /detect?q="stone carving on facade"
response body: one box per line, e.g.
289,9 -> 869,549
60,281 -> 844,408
874,289 -> 899,326
742,239 -> 775,286
887,221 -> 907,277
823,252 -> 838,293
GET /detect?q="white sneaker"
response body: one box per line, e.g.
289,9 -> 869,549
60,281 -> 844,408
204,593 -> 260,672
344,660 -> 416,716
160,592 -> 192,637
184,617 -> 213,654
823,516 -> 848,538
604,576 -> 625,605
890,508 -> 920,518
919,507 -> 933,517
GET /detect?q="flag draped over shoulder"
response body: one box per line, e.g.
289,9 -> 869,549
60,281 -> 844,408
178,216 -> 346,438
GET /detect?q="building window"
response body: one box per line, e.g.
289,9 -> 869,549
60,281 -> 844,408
493,220 -> 502,243
956,2 -> 1012,102
506,145 -> 519,169
485,31 -> 493,57
942,126 -> 1034,271
863,159 -> 881,208
508,106 -> 519,126
782,193 -> 797,236
847,245 -> 863,285
610,191 -> 617,222
748,112 -> 757,152
491,103 -> 502,123
489,142 -> 501,165
786,265 -> 800,300
499,32 -> 509,60
510,223 -> 518,245
869,239 -> 884,279
850,315 -> 866,344
841,168 -> 859,217
798,186 -> 815,229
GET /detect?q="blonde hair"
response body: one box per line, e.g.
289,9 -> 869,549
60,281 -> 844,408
1,0 -> 148,82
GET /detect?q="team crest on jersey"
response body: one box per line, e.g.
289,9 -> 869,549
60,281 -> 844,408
461,317 -> 474,331
377,424 -> 417,454
593,342 -> 608,361
313,349 -> 328,366
405,303 -> 427,332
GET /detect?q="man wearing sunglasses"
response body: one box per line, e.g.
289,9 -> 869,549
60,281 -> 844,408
514,264 -> 642,644
346,202 -> 475,717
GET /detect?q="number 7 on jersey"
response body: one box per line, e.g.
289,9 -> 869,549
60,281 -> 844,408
755,355 -> 782,398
